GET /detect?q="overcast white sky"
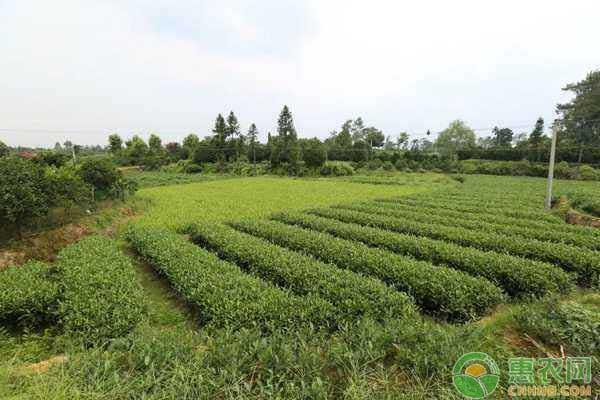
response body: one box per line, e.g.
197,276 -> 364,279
1,0 -> 599,147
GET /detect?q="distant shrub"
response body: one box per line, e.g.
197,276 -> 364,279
319,162 -> 354,176
579,165 -> 599,181
451,175 -> 465,183
184,163 -> 202,174
366,159 -> 383,170
382,161 -> 394,171
455,159 -> 600,181
394,159 -> 408,170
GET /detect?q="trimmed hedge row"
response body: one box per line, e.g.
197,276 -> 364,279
372,199 -> 600,239
126,226 -> 333,331
0,262 -> 59,325
229,219 -> 504,321
271,211 -> 573,298
416,192 -> 541,208
404,194 -> 545,210
340,202 -> 600,251
57,235 -> 146,344
310,207 -> 600,286
184,222 -> 415,324
376,197 -> 563,224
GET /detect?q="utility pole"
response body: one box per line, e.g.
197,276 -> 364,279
252,146 -> 256,176
545,125 -> 559,210
71,145 -> 77,165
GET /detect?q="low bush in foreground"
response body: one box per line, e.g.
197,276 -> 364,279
0,261 -> 59,326
514,295 -> 600,356
126,226 -> 334,331
229,219 -> 504,321
57,235 -> 146,344
184,222 -> 415,324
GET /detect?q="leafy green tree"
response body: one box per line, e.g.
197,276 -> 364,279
435,120 -> 476,156
351,140 -> 370,162
182,134 -> 200,158
0,140 -> 9,157
477,136 -> 494,149
364,127 -> 385,148
327,123 -> 353,161
193,139 -> 218,164
148,134 -> 162,153
350,117 -> 365,142
125,135 -> 148,165
77,158 -> 120,195
557,70 -> 600,163
300,138 -> 326,167
46,166 -> 92,215
492,127 -> 514,147
0,157 -> 51,232
165,142 -> 186,161
397,132 -> 409,150
108,134 -> 123,154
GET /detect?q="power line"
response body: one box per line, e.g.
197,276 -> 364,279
1,118 -> 599,142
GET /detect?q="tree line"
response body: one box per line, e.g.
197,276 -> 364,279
1,69 -> 598,173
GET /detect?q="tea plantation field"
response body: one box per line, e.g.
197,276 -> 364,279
1,174 -> 598,399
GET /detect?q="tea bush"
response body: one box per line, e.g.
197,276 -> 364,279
341,202 -> 600,251
229,219 -> 504,321
311,207 -> 600,285
184,222 -> 415,324
126,226 -> 333,331
57,235 -> 146,344
0,261 -> 59,326
271,211 -> 573,298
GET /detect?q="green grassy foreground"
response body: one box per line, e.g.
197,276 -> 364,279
134,175 -> 447,230
0,173 -> 597,399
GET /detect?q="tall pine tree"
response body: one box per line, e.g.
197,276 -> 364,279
213,114 -> 227,161
528,117 -> 545,162
557,70 -> 600,164
529,117 -> 545,146
225,111 -> 241,160
274,105 -> 299,168
247,123 -> 259,173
